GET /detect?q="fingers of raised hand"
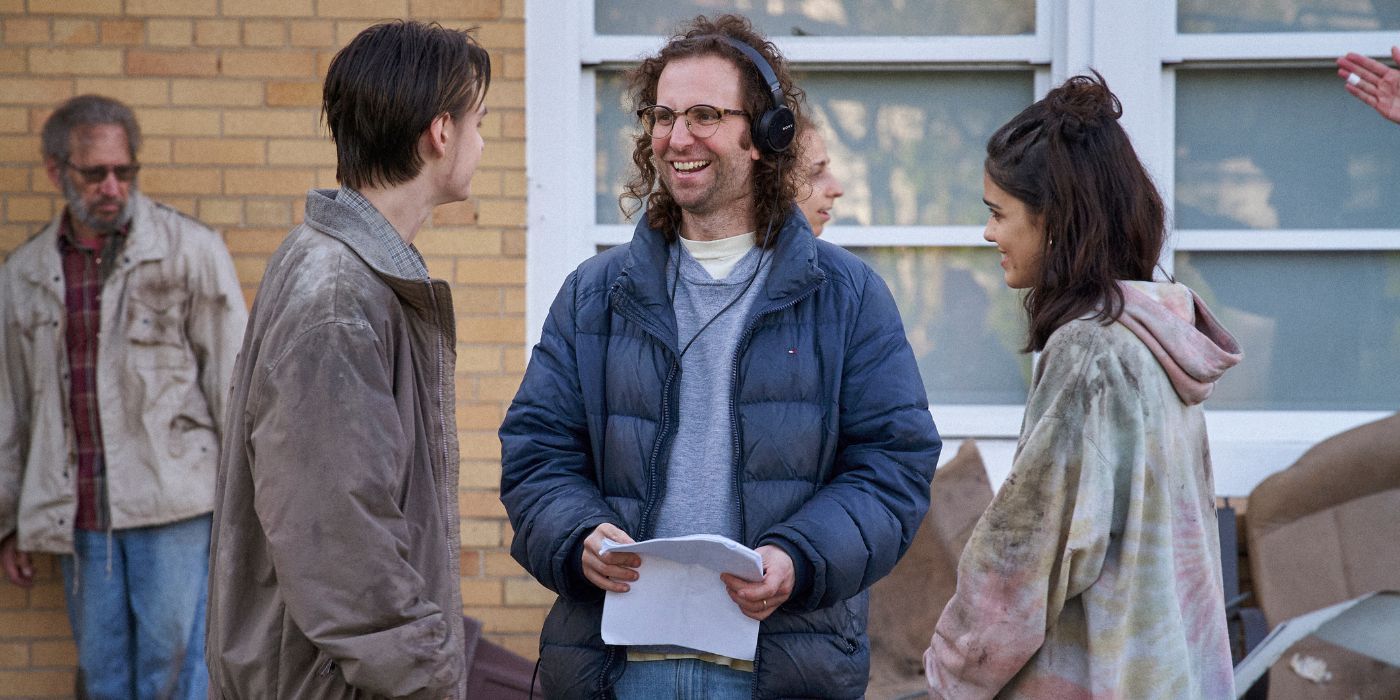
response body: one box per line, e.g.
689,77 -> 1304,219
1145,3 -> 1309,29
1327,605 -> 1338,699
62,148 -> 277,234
1340,53 -> 1400,95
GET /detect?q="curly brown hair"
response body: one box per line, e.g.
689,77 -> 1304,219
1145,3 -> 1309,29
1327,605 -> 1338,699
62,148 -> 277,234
618,14 -> 805,245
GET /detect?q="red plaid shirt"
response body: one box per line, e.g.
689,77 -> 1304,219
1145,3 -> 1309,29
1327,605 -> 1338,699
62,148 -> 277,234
58,215 -> 128,532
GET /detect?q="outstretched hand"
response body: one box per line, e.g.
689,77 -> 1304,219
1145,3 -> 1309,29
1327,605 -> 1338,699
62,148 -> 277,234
1338,46 -> 1400,125
721,545 -> 795,622
581,523 -> 640,593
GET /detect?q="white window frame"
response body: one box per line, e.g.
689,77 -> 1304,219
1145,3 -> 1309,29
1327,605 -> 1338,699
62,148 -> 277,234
526,0 -> 1398,495
1155,17 -> 1400,494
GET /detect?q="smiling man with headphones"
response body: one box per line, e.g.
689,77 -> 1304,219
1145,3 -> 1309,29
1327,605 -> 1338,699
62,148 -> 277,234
500,14 -> 941,699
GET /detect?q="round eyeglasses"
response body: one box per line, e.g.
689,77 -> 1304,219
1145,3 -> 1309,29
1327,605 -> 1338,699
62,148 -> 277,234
637,104 -> 749,139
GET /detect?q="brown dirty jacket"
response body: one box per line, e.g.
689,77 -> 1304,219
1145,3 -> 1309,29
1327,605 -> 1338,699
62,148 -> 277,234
207,189 -> 465,699
0,193 -> 246,553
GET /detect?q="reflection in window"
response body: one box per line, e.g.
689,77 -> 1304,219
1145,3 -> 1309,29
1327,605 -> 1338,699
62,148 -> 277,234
850,246 -> 1031,405
1175,251 -> 1400,410
595,69 -> 1034,226
1175,68 -> 1400,230
805,72 -> 1032,227
596,69 -> 637,225
1178,0 -> 1400,33
594,0 -> 1034,37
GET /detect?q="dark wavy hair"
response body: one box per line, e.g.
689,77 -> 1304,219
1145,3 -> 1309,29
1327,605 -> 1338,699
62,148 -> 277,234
619,14 -> 805,245
985,71 -> 1166,352
323,20 -> 491,190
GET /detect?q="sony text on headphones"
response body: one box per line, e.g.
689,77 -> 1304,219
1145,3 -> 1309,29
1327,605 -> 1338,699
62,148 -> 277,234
710,34 -> 796,154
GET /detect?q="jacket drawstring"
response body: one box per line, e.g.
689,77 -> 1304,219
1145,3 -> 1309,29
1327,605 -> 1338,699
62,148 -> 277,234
105,526 -> 114,578
65,527 -> 117,594
71,539 -> 81,592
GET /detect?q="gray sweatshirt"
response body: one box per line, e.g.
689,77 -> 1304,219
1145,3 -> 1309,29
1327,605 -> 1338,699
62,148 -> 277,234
652,235 -> 770,542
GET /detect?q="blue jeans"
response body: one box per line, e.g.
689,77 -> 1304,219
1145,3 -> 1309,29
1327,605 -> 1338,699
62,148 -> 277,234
60,515 -> 210,700
614,658 -> 753,700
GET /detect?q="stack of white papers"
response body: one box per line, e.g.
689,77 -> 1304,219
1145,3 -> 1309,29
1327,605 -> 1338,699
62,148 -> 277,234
599,534 -> 764,660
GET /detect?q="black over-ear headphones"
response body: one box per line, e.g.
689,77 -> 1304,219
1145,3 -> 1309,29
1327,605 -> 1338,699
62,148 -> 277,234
712,35 -> 796,154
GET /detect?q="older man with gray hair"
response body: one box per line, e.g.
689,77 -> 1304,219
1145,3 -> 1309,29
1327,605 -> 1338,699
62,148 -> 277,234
0,94 -> 246,699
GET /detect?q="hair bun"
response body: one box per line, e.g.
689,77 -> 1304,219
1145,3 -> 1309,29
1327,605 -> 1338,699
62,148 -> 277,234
1047,71 -> 1121,142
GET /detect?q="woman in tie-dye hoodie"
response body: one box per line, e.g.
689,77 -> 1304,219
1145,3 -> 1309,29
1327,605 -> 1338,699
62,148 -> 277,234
924,72 -> 1241,699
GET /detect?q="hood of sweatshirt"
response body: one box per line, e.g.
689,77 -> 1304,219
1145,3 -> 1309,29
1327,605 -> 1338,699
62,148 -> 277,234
1114,280 -> 1242,405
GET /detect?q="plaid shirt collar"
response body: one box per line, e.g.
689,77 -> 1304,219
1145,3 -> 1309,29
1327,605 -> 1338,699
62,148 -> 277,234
336,187 -> 429,281
57,210 -> 129,283
57,210 -> 129,252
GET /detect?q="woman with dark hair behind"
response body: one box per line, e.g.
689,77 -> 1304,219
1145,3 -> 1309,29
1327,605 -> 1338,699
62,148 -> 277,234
923,72 -> 1241,698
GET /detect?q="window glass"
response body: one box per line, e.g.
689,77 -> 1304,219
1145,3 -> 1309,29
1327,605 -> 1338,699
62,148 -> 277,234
595,1 -> 1034,37
1175,251 -> 1400,410
1175,68 -> 1400,230
597,69 -> 639,225
850,246 -> 1032,405
596,69 -> 1035,225
1178,0 -> 1400,33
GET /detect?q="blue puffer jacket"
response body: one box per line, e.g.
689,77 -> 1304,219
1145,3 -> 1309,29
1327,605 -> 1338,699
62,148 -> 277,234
500,211 -> 941,699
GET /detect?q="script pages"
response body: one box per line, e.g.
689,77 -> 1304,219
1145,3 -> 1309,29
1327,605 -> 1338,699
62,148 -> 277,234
599,533 -> 765,660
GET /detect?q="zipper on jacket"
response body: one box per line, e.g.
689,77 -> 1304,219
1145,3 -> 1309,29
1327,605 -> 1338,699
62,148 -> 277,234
609,289 -> 681,541
425,280 -> 465,700
426,282 -> 452,542
729,280 -> 821,700
729,280 -> 823,544
637,359 -> 678,539
595,646 -> 621,699
597,291 -> 679,699
750,647 -> 762,699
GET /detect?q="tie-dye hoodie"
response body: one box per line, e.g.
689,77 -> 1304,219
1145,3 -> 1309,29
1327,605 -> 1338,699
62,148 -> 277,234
924,280 -> 1241,699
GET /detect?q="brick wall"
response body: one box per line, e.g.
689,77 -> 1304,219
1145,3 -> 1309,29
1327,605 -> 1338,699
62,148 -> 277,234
0,1 -> 542,696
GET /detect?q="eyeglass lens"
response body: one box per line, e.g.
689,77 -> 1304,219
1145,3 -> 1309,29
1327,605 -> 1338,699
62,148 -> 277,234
68,162 -> 140,184
642,105 -> 725,137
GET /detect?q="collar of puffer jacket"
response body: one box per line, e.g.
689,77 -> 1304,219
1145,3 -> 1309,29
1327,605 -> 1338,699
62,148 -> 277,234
613,205 -> 825,316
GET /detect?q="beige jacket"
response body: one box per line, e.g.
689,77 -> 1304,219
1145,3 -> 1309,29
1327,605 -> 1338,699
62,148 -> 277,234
207,189 -> 465,699
0,193 -> 246,552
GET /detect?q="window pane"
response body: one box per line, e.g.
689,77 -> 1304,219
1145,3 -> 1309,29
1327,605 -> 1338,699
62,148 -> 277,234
595,1 -> 1034,36
1178,0 -> 1400,33
1175,251 -> 1400,410
850,246 -> 1032,406
805,71 -> 1033,227
595,69 -> 1035,225
1175,68 -> 1400,230
596,69 -> 636,225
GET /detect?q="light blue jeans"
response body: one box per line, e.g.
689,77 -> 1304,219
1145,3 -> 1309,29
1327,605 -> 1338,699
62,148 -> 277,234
60,515 -> 210,700
614,658 -> 753,700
